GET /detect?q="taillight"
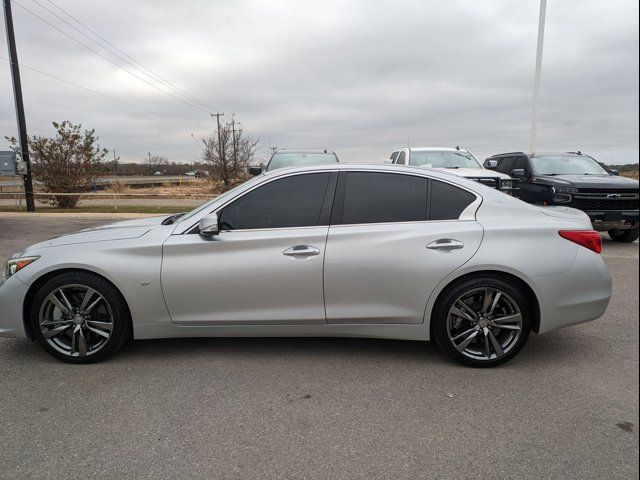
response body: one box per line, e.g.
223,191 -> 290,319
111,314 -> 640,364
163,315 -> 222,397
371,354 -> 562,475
559,230 -> 602,254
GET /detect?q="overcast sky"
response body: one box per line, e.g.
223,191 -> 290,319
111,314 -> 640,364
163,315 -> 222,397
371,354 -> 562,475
1,0 -> 638,165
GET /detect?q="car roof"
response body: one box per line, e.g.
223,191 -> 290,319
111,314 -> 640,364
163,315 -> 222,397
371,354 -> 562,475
488,151 -> 588,158
260,163 -> 486,185
405,147 -> 469,153
272,150 -> 336,155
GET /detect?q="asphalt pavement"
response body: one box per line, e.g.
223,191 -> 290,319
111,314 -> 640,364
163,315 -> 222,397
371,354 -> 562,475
0,216 -> 638,480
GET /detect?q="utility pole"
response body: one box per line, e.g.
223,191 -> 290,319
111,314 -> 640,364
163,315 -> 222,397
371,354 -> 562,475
530,0 -> 547,154
230,116 -> 240,165
113,149 -> 118,177
3,0 -> 35,211
211,112 -> 224,161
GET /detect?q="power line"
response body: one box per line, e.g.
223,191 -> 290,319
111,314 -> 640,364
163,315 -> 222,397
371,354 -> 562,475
31,0 -> 218,112
0,55 -> 203,129
12,0 -> 213,114
40,0 -> 217,112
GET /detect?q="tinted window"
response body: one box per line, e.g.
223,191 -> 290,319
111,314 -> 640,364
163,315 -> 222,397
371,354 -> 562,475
497,157 -> 516,175
218,173 -> 331,230
513,156 -> 529,173
341,172 -> 428,224
396,151 -> 406,165
390,152 -> 399,161
429,180 -> 476,220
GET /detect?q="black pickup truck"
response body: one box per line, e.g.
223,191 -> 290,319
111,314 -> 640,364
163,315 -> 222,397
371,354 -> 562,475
484,152 -> 639,243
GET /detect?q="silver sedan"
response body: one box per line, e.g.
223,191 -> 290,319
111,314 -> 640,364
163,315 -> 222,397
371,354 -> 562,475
0,165 -> 612,367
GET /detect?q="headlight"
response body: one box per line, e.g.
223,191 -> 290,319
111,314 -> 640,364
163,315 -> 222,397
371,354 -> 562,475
552,186 -> 578,194
551,186 -> 577,204
2,256 -> 40,284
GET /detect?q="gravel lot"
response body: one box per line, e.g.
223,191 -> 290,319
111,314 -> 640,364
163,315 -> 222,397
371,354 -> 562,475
0,216 -> 638,480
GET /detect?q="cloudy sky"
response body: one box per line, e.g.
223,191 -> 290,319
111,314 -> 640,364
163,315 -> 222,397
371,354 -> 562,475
1,0 -> 638,165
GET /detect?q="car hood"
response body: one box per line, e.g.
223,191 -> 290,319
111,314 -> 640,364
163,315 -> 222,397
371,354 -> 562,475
26,215 -> 168,249
535,174 -> 639,189
427,167 -> 512,179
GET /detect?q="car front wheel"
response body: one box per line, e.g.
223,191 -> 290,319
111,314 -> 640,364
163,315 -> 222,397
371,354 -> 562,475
432,276 -> 531,367
30,271 -> 131,363
608,227 -> 639,243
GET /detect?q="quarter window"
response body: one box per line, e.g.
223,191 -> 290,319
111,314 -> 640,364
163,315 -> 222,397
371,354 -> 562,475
341,172 -> 428,224
429,180 -> 476,220
218,173 -> 331,230
396,151 -> 406,165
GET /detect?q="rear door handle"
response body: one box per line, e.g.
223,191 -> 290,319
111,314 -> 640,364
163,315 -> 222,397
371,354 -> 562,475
426,239 -> 464,252
282,245 -> 321,257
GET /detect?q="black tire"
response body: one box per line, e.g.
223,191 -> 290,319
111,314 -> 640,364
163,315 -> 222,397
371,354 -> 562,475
608,227 -> 639,243
432,276 -> 531,368
30,271 -> 131,364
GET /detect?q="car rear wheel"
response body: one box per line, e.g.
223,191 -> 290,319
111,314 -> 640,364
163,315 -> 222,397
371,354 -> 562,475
608,227 -> 639,243
432,276 -> 531,367
30,271 -> 131,363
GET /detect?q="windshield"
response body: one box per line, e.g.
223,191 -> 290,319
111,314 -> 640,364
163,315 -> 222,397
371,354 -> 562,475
176,176 -> 263,223
266,152 -> 337,171
409,151 -> 482,169
532,155 -> 608,175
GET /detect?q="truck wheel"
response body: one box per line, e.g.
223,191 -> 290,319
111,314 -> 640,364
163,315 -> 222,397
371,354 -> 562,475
608,228 -> 639,243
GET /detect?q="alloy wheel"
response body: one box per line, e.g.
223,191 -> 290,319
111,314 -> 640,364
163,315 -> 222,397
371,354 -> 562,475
446,287 -> 523,361
38,284 -> 114,357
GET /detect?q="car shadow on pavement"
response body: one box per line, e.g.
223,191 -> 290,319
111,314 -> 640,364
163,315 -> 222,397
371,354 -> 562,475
0,327 -> 607,369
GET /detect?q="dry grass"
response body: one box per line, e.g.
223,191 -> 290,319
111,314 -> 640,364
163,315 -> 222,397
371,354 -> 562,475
621,172 -> 639,180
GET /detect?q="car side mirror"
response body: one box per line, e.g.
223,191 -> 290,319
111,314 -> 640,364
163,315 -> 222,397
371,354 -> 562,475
610,169 -> 620,176
511,169 -> 527,179
249,165 -> 262,176
199,213 -> 219,236
486,160 -> 498,170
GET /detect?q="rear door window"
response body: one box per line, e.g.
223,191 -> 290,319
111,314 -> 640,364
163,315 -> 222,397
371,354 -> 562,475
339,172 -> 428,224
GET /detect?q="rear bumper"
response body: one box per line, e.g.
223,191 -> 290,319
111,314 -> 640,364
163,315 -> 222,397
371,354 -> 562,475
585,210 -> 638,231
535,247 -> 612,334
0,276 -> 29,338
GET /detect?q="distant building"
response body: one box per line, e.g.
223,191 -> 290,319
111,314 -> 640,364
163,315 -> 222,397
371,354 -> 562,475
0,151 -> 16,176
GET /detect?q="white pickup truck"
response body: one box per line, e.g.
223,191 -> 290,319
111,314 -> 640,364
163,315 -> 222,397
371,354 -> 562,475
389,147 -> 513,190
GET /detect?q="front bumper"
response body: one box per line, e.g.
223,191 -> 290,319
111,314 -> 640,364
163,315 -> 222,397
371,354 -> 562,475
535,247 -> 612,334
0,276 -> 29,338
586,210 -> 639,231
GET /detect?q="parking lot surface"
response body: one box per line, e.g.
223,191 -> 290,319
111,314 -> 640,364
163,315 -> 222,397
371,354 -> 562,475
0,216 -> 638,479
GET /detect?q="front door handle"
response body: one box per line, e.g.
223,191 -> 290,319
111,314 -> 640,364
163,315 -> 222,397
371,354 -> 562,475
282,245 -> 321,257
426,239 -> 464,252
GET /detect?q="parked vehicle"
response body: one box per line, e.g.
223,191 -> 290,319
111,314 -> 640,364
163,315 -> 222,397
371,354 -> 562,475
250,150 -> 339,175
485,152 -> 640,242
0,165 -> 611,366
184,171 -> 196,176
153,171 -> 164,176
389,147 -> 513,191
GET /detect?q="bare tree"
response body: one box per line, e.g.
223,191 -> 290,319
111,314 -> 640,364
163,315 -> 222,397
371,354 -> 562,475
6,121 -> 107,208
145,154 -> 169,175
201,123 -> 259,187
